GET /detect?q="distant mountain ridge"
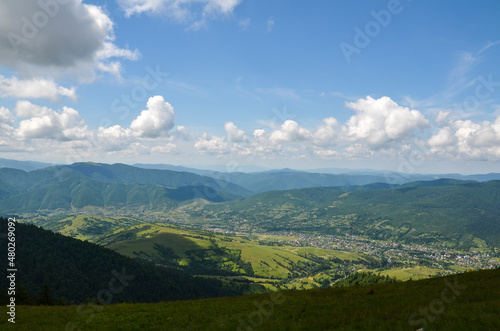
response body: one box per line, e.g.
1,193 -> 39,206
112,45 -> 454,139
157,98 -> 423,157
132,162 -> 500,193
2,158 -> 499,194
0,158 -> 56,172
0,162 -> 251,213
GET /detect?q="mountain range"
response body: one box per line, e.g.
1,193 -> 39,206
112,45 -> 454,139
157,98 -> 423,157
1,159 -> 500,251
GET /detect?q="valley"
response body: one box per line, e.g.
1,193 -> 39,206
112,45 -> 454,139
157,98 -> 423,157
20,211 -> 500,292
2,161 -> 500,330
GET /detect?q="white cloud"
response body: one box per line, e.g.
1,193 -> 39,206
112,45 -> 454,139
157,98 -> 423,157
130,95 -> 176,138
426,115 -> 500,159
0,107 -> 15,125
225,121 -> 247,142
253,129 -> 267,144
96,41 -> 140,61
4,92 -> 500,164
342,96 -> 429,148
151,143 -> 177,154
454,120 -> 483,158
266,17 -> 274,32
118,0 -> 241,29
204,0 -> 241,16
194,133 -> 230,154
312,117 -> 338,146
313,149 -> 339,158
0,75 -> 76,101
0,0 -> 139,80
0,96 -> 188,161
238,18 -> 250,30
15,100 -> 90,140
269,120 -> 311,144
0,107 -> 15,136
97,125 -> 133,151
428,127 -> 454,147
435,111 -> 450,125
172,125 -> 192,140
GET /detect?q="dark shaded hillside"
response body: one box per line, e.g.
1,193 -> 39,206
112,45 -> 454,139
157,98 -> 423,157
10,267 -> 500,330
0,217 -> 244,304
196,180 -> 500,249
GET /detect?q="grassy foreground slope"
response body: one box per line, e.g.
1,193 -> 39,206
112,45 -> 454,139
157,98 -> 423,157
6,268 -> 500,330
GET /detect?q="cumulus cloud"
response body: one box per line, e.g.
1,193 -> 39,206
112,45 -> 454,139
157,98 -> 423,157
253,128 -> 267,144
172,125 -> 192,140
426,115 -> 500,159
194,133 -> 230,154
5,92 -> 500,164
428,127 -> 454,147
0,95 -> 189,161
0,107 -> 15,125
312,117 -> 338,146
97,125 -> 133,151
15,100 -> 90,140
455,118 -> 500,157
0,107 -> 15,136
435,111 -> 450,125
0,0 -> 139,80
151,143 -> 177,154
225,121 -> 247,142
130,95 -> 175,138
269,120 -> 311,144
0,75 -> 76,101
342,96 -> 429,148
313,149 -> 339,158
118,0 -> 241,29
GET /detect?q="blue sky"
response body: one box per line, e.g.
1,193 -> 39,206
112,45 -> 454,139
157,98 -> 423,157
0,0 -> 499,173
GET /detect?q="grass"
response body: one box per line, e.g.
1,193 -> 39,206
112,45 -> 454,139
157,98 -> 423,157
101,224 -> 369,280
5,268 -> 500,330
25,215 -> 143,242
377,266 -> 443,281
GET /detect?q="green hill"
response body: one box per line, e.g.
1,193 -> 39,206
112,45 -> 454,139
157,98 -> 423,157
188,180 -> 500,250
59,162 -> 251,197
0,164 -> 246,213
0,217 -> 245,305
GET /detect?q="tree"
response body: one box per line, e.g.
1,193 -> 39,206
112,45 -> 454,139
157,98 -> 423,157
37,285 -> 55,306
